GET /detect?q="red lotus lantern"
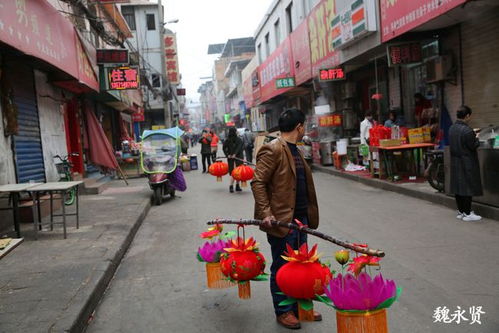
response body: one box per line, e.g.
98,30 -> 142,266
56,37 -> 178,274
277,243 -> 332,321
220,235 -> 266,299
231,165 -> 254,187
209,161 -> 229,181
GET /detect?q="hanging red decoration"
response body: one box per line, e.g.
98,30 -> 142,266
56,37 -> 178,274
277,243 -> 332,300
209,161 -> 229,182
231,165 -> 254,187
220,234 -> 266,299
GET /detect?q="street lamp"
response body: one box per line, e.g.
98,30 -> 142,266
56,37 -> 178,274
163,19 -> 179,25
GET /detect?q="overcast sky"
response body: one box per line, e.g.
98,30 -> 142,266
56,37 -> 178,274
163,0 -> 270,103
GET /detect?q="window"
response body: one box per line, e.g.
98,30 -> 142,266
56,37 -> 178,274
265,33 -> 270,58
257,43 -> 262,63
151,74 -> 161,88
274,19 -> 280,48
121,6 -> 136,31
146,13 -> 155,31
286,2 -> 293,34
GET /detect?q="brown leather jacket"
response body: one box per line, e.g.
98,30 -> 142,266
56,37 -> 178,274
251,137 -> 319,237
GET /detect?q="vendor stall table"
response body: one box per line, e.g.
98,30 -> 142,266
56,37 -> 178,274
0,183 -> 42,237
27,181 -> 83,239
369,143 -> 435,180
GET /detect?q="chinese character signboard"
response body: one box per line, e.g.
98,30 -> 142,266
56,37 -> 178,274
97,49 -> 129,64
176,88 -> 186,96
106,66 -> 139,90
380,0 -> 466,42
319,114 -> 342,127
319,68 -> 346,81
276,77 -> 296,89
164,33 -> 180,84
290,20 -> 312,86
387,42 -> 422,66
330,0 -> 377,50
132,107 -> 144,122
307,0 -> 341,76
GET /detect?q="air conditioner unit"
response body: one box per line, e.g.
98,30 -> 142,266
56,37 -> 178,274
426,55 -> 453,83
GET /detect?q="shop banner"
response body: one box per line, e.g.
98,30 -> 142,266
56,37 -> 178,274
308,0 -> 341,75
258,37 -> 294,103
242,76 -> 254,109
132,107 -> 145,122
251,69 -> 261,106
380,0 -> 467,42
164,33 -> 180,84
290,20 -> 312,86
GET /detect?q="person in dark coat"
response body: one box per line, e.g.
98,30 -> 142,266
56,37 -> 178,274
223,127 -> 244,193
449,105 -> 483,221
199,130 -> 212,173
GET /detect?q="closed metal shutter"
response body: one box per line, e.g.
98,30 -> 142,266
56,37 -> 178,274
461,10 -> 499,128
10,64 -> 46,183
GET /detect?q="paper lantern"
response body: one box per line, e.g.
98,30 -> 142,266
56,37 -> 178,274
209,161 -> 229,182
231,165 -> 254,187
220,237 -> 266,299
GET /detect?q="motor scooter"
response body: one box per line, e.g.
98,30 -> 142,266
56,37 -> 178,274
141,129 -> 181,205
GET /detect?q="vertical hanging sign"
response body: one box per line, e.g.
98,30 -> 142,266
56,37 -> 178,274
164,33 -> 180,84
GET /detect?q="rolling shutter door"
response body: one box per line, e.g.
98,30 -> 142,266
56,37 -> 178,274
11,64 -> 46,183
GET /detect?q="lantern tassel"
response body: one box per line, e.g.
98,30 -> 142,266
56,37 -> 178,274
238,281 -> 251,299
298,303 -> 315,321
206,263 -> 235,289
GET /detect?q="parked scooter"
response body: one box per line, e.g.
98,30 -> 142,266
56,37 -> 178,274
424,149 -> 445,192
141,128 -> 182,205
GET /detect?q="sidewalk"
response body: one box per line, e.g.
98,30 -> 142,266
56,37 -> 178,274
312,164 -> 499,221
0,178 -> 151,332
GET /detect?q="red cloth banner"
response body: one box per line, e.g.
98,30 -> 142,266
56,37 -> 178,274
164,33 -> 180,84
258,37 -> 294,103
380,0 -> 467,42
85,109 -> 119,170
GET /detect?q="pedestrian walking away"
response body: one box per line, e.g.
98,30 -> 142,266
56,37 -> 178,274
199,130 -> 212,173
449,105 -> 483,222
223,127 -> 244,193
242,128 -> 255,163
210,130 -> 219,163
251,108 -> 320,330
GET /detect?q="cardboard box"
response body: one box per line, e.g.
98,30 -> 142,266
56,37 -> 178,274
422,126 -> 432,142
379,139 -> 403,147
408,128 -> 424,144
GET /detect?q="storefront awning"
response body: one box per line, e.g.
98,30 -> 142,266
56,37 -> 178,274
85,108 -> 119,170
0,1 -> 99,93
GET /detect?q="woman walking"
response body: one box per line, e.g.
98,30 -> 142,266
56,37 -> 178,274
223,127 -> 244,193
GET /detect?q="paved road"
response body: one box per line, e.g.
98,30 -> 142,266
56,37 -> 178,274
87,163 -> 499,333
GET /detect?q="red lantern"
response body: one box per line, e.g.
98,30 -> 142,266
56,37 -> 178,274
209,161 -> 229,181
220,236 -> 266,299
231,165 -> 254,187
277,243 -> 332,299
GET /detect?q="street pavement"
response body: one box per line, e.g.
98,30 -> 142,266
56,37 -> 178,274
87,153 -> 499,333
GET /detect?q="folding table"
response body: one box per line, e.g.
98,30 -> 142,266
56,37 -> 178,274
27,181 -> 83,239
0,183 -> 41,237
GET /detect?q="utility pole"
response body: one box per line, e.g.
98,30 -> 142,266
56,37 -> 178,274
158,0 -> 172,128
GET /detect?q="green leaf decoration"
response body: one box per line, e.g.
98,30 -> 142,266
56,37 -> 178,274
196,252 -> 205,263
252,274 -> 269,281
376,287 -> 402,310
278,298 -> 297,306
315,294 -> 333,307
298,299 -> 314,311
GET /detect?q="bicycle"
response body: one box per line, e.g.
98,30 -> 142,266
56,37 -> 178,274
54,153 -> 79,205
424,150 -> 445,192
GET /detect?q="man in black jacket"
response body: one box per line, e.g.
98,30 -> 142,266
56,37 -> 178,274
449,105 -> 483,221
199,130 -> 212,173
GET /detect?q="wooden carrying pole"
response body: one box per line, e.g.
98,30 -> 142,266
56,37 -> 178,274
207,219 -> 385,257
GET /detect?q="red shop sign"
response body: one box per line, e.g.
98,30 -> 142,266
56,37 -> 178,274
106,66 -> 140,90
290,20 -> 312,86
258,37 -> 294,103
380,0 -> 466,43
132,107 -> 145,122
319,114 -> 342,127
387,42 -> 423,66
319,68 -> 345,81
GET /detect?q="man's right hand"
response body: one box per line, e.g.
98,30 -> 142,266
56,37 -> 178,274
262,215 -> 276,228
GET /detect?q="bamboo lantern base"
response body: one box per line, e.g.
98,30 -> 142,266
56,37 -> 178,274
238,281 -> 251,299
336,309 -> 388,333
298,304 -> 315,322
206,263 -> 235,289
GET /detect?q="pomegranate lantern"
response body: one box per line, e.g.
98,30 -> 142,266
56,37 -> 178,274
277,243 -> 332,300
231,165 -> 254,187
220,236 -> 266,299
209,161 -> 229,181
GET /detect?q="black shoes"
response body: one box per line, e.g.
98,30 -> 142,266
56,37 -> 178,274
229,185 -> 234,193
235,184 -> 242,192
